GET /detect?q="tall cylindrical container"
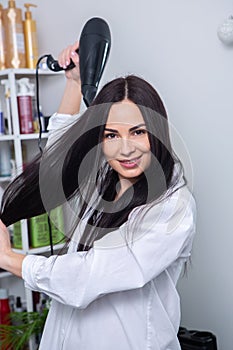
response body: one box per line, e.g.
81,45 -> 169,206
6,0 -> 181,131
0,4 -> 5,70
0,288 -> 12,350
23,3 -> 39,69
17,94 -> 33,133
0,111 -> 4,135
0,288 -> 11,324
17,78 -> 34,134
0,141 -> 12,177
0,98 -> 4,135
1,79 -> 13,135
2,0 -> 26,68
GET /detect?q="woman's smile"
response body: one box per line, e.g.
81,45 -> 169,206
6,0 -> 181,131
118,156 -> 142,168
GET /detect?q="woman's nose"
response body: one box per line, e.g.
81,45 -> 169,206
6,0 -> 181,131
120,138 -> 136,156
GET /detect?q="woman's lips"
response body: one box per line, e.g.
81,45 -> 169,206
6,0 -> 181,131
118,157 -> 141,168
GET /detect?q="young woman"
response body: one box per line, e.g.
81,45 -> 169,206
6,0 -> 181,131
0,42 -> 196,350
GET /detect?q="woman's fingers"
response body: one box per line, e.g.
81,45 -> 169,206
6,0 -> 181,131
58,41 -> 79,69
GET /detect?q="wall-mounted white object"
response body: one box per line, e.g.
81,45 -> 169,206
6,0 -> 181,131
217,15 -> 233,45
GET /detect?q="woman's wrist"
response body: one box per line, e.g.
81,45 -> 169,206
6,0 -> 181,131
58,78 -> 82,115
66,77 -> 81,88
1,250 -> 25,278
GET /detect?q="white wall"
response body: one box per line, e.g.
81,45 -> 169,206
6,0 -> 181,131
2,0 -> 233,349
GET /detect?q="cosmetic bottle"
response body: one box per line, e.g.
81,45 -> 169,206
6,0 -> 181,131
29,207 -> 65,248
0,288 -> 11,325
12,221 -> 22,249
11,296 -> 25,329
50,206 -> 65,244
23,3 -> 39,69
29,213 -> 51,248
2,0 -> 26,68
0,4 -> 5,70
0,98 -> 4,135
1,79 -> 12,135
17,78 -> 34,134
0,141 -> 12,177
34,105 -> 48,133
0,185 -> 4,202
0,290 -> 12,349
15,296 -> 23,312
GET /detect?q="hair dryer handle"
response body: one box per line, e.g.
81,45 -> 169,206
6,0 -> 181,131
46,54 -> 77,72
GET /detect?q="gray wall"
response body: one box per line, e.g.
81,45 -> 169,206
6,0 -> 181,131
2,0 -> 233,349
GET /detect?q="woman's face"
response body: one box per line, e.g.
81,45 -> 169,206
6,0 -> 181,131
102,99 -> 151,186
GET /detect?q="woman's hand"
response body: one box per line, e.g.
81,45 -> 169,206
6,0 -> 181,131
58,41 -> 81,84
0,220 -> 25,278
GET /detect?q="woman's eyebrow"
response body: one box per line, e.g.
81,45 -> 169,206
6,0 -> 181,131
104,127 -> 118,132
129,123 -> 146,132
104,123 -> 146,133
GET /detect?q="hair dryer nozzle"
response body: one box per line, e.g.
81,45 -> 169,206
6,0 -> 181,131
82,85 -> 97,108
79,17 -> 111,106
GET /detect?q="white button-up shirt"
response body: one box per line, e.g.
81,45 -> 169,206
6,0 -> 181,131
22,114 -> 196,350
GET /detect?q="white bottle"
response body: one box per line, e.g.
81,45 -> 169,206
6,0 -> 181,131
0,185 -> 4,202
1,80 -> 12,135
0,141 -> 11,177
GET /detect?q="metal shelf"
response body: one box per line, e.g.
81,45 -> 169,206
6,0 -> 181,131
0,68 -> 62,322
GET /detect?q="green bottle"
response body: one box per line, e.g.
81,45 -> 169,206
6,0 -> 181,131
29,206 -> 65,248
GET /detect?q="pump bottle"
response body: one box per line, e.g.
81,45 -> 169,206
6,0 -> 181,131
2,0 -> 26,68
23,3 -> 39,69
0,4 -> 5,70
17,78 -> 34,134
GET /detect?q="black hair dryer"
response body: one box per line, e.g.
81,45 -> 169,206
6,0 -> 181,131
46,17 -> 111,107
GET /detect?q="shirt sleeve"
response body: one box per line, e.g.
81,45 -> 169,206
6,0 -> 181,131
45,112 -> 81,147
22,186 -> 196,309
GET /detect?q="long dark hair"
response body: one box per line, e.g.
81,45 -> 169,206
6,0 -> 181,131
0,75 -> 183,250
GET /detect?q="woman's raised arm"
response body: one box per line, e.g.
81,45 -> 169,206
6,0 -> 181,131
57,41 -> 82,115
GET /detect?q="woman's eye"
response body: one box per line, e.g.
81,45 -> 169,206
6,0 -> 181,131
104,133 -> 117,139
133,129 -> 147,136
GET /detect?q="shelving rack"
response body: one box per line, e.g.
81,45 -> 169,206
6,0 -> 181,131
0,68 -> 65,349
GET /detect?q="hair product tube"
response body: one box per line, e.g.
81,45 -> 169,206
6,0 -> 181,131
2,0 -> 26,68
17,78 -> 34,134
0,4 -> 5,70
23,3 -> 39,69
